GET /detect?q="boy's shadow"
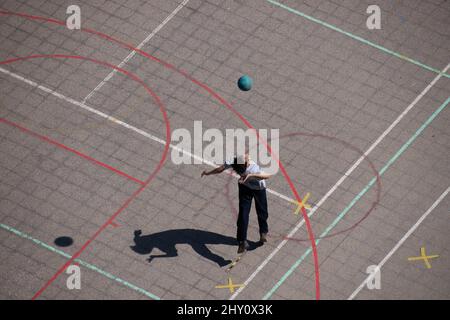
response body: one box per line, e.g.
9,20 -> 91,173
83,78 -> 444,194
130,229 -> 260,267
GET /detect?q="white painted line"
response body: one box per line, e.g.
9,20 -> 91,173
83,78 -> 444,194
348,186 -> 450,300
81,0 -> 190,104
228,62 -> 450,300
0,66 -> 299,205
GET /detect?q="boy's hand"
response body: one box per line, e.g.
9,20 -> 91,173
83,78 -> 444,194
239,173 -> 252,184
201,170 -> 208,177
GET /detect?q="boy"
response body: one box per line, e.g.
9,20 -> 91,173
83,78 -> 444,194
201,154 -> 271,253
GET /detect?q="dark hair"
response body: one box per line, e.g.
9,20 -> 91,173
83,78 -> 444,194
231,157 -> 247,175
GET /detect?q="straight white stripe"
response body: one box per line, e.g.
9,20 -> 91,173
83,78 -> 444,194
228,62 -> 450,299
0,66 -> 299,205
348,186 -> 450,300
81,0 -> 190,104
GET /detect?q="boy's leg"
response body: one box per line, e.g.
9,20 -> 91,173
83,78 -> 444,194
237,184 -> 253,242
254,189 -> 269,235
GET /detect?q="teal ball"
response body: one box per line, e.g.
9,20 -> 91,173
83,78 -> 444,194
237,75 -> 253,91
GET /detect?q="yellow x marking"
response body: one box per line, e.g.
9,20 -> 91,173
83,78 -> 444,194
293,192 -> 311,215
215,277 -> 245,293
408,247 -> 439,269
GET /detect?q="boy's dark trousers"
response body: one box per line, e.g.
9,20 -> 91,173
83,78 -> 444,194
237,183 -> 269,242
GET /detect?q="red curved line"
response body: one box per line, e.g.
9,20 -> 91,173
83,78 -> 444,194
278,133 -> 382,241
0,118 -> 146,185
0,11 -> 321,299
0,54 -> 171,300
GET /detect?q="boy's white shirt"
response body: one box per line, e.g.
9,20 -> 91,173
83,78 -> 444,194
224,159 -> 266,190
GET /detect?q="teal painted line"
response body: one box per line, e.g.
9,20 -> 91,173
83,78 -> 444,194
266,0 -> 450,79
0,223 -> 161,300
264,96 -> 450,300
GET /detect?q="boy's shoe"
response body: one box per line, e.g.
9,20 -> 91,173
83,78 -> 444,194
237,241 -> 249,254
259,233 -> 268,244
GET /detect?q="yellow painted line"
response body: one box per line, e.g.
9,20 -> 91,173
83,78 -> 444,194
293,192 -> 311,215
407,256 -> 440,261
408,247 -> 439,269
215,277 -> 245,293
226,259 -> 239,272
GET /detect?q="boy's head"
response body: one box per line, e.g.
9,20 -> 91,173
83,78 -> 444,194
231,154 -> 249,175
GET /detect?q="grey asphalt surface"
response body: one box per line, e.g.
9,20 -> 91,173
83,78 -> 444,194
0,0 -> 449,300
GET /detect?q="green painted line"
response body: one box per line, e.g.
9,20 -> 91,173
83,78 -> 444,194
0,223 -> 161,300
266,0 -> 450,79
264,96 -> 450,300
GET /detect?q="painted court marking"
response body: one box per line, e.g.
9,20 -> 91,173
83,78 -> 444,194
0,117 -> 145,185
229,63 -> 450,300
82,0 -> 190,104
0,223 -> 160,300
349,186 -> 449,299
215,277 -> 245,294
266,0 -> 450,79
264,96 -> 450,299
293,192 -> 311,215
110,221 -> 120,228
408,247 -> 440,269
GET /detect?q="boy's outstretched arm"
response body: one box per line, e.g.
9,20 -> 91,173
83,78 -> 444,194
201,165 -> 226,177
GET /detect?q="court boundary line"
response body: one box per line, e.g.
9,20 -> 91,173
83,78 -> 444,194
82,0 -> 190,104
0,223 -> 160,300
264,95 -> 450,299
0,117 -> 145,185
266,0 -> 450,79
229,62 -> 450,299
348,186 -> 450,300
